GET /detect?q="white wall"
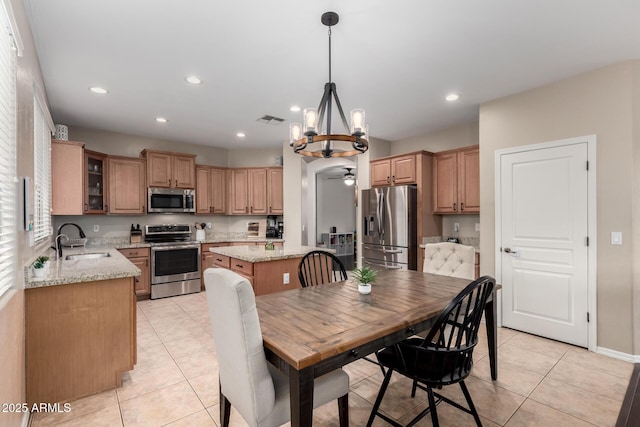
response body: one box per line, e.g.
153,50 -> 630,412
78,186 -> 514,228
316,176 -> 356,243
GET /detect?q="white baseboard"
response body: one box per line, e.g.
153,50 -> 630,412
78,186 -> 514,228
595,346 -> 640,363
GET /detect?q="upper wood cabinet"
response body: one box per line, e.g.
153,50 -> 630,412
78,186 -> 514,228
370,154 -> 417,186
142,149 -> 196,189
51,140 -> 85,215
227,167 -> 283,215
267,167 -> 283,215
84,150 -> 108,214
196,166 -> 227,214
433,145 -> 479,214
108,156 -> 146,214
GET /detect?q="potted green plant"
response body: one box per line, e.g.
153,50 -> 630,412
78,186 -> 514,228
37,255 -> 50,270
33,259 -> 45,278
352,265 -> 377,294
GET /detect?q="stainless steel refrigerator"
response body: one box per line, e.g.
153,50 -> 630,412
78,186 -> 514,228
362,185 -> 417,270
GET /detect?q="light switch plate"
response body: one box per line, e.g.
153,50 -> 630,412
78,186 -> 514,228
454,222 -> 460,232
283,273 -> 290,284
475,223 -> 480,232
93,225 -> 99,232
611,231 -> 622,245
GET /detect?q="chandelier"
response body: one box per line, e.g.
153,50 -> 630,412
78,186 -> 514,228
289,12 -> 369,158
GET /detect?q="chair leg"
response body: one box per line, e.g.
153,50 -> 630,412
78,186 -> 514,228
338,393 -> 349,427
459,380 -> 482,426
411,379 -> 418,397
219,381 -> 231,427
366,368 -> 394,427
426,385 -> 439,427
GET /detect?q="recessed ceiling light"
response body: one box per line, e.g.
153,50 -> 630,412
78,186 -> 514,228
445,93 -> 460,102
185,76 -> 203,85
89,86 -> 108,94
236,132 -> 246,138
290,105 -> 301,112
155,117 -> 168,123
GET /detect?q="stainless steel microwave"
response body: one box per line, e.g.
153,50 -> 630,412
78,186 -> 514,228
147,188 -> 195,213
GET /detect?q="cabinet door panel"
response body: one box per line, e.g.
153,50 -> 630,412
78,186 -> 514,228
458,147 -> 480,213
130,257 -> 150,296
173,155 -> 196,188
210,168 -> 227,214
84,151 -> 108,214
370,160 -> 391,187
229,169 -> 249,214
391,155 -> 416,184
196,167 -> 211,213
433,152 -> 458,213
267,168 -> 283,214
147,152 -> 172,187
51,141 -> 84,215
248,168 -> 268,214
109,158 -> 146,214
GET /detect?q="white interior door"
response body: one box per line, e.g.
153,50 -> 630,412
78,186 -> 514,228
499,142 -> 589,347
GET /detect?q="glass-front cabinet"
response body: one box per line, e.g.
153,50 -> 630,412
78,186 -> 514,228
84,150 -> 108,214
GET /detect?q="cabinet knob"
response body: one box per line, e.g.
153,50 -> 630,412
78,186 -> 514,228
175,179 -> 177,186
84,204 -> 88,212
460,202 -> 465,211
235,264 -> 243,269
453,202 -> 457,211
392,175 -> 395,182
105,205 -> 109,213
387,176 -> 390,183
168,179 -> 171,185
245,207 -> 248,213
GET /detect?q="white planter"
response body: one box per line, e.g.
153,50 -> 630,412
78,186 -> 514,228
33,267 -> 45,278
358,283 -> 372,295
43,261 -> 50,271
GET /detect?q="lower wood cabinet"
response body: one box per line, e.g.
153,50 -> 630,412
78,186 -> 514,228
25,278 -> 136,405
119,248 -> 150,297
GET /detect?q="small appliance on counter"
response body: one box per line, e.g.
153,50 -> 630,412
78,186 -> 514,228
247,219 -> 266,239
266,215 -> 278,238
195,223 -> 206,242
130,224 -> 142,243
447,237 -> 460,243
277,221 -> 284,239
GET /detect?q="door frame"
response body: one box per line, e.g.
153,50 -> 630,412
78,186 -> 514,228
494,135 -> 597,351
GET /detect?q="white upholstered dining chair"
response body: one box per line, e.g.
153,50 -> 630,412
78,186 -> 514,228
423,242 -> 475,280
203,268 -> 350,427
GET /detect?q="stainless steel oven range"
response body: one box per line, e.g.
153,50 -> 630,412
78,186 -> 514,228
145,224 -> 201,299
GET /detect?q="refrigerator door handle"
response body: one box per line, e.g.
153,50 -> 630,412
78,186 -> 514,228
381,249 -> 403,254
377,192 -> 384,239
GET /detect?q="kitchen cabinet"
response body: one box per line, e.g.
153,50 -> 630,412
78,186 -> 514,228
371,151 -> 442,270
370,154 -> 416,186
267,167 -> 283,214
142,149 -> 196,189
84,150 -> 108,214
51,140 -> 85,215
108,156 -> 146,214
119,248 -> 150,297
25,277 -> 136,405
433,145 -> 479,214
196,166 -> 227,214
201,243 -> 229,289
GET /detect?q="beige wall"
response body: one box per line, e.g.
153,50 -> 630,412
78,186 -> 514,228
479,61 -> 639,354
227,147 -> 283,167
1,0 -> 50,425
391,121 -> 479,155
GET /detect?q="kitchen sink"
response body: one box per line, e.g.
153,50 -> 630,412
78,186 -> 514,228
65,252 -> 112,260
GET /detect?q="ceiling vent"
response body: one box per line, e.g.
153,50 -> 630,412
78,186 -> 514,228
256,115 -> 285,126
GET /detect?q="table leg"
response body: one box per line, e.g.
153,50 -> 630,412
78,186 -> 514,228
485,294 -> 498,380
289,366 -> 314,427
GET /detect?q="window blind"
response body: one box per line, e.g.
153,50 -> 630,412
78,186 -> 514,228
33,96 -> 51,242
0,5 -> 17,297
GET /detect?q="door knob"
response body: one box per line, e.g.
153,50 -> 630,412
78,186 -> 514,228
502,247 -> 520,257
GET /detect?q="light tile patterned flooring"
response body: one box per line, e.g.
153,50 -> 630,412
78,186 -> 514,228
30,291 -> 633,427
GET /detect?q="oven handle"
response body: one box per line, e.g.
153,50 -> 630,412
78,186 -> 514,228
151,244 -> 201,252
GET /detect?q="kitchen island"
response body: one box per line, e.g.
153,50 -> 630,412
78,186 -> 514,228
207,245 -> 329,295
24,248 -> 139,405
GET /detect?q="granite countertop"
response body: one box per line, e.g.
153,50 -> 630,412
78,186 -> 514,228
199,238 -> 285,244
25,247 -> 141,289
209,245 -> 331,263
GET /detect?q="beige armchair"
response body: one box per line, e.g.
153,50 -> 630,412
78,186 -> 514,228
204,268 -> 349,427
423,242 -> 475,280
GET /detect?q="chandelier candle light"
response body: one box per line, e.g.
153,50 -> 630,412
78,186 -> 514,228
289,12 -> 369,158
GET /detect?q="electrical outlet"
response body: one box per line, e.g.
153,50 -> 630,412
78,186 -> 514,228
206,222 -> 212,229
475,223 -> 480,232
454,222 -> 460,232
93,225 -> 99,232
283,273 -> 290,285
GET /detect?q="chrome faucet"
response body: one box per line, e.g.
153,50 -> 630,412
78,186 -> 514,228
55,234 -> 68,260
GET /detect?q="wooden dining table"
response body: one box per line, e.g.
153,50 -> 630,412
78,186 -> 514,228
255,269 -> 499,427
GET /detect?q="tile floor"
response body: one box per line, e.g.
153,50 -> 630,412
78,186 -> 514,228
30,291 -> 633,427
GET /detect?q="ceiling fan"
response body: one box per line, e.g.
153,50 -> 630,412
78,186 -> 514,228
328,168 -> 356,186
